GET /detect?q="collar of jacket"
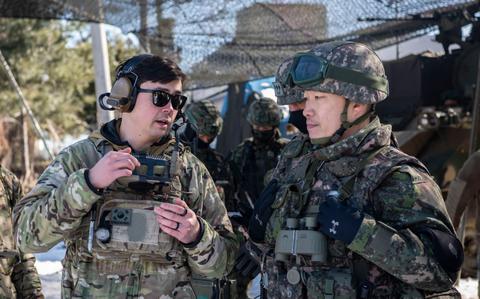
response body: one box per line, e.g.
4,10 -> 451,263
89,119 -> 174,154
312,117 -> 392,161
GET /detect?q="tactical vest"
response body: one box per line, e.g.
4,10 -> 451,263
195,147 -> 234,210
195,148 -> 226,183
70,139 -> 188,276
237,137 -> 286,204
263,140 -> 451,299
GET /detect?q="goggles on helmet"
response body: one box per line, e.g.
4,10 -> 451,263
272,81 -> 303,98
290,52 -> 389,94
138,88 -> 187,110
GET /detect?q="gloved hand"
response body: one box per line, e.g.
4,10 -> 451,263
235,241 -> 262,279
317,191 -> 364,244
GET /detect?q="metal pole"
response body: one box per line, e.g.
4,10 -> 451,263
91,22 -> 114,127
0,50 -> 54,160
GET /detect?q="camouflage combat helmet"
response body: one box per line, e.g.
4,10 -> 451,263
291,41 -> 389,104
185,100 -> 223,137
273,57 -> 304,105
247,97 -> 282,127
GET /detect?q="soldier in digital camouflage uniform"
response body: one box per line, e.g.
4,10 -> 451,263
184,100 -> 235,212
247,41 -> 463,298
13,54 -> 238,299
226,98 -> 286,298
184,100 -> 239,298
228,97 -> 288,221
0,165 -> 44,299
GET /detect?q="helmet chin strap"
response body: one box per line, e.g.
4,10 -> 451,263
310,100 -> 374,146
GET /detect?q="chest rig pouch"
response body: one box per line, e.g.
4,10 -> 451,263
89,153 -> 184,264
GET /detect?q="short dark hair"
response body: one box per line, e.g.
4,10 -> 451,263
116,55 -> 186,87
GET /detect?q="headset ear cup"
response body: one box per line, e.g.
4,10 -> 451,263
108,77 -> 134,112
128,86 -> 139,113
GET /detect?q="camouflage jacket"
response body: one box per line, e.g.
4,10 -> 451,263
193,146 -> 235,212
263,118 -> 459,299
228,132 -> 288,214
0,166 -> 43,299
13,119 -> 238,299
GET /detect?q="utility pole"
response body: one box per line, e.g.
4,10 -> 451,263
91,22 -> 114,127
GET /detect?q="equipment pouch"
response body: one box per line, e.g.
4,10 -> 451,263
191,274 -> 218,299
306,269 -> 356,299
93,199 -> 177,259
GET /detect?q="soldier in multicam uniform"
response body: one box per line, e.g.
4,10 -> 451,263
0,121 -> 43,299
13,54 -> 238,298
247,41 -> 463,298
228,97 -> 288,221
184,100 -> 234,211
0,166 -> 44,299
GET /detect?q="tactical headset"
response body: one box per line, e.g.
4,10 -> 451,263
98,54 -> 154,113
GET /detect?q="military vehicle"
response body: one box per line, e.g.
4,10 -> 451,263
368,5 -> 480,280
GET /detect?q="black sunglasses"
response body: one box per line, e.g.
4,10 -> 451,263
138,88 -> 187,110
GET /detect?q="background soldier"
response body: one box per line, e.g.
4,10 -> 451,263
184,99 -> 238,298
273,59 -> 308,135
248,41 -> 463,298
228,97 -> 288,222
184,100 -> 235,211
0,121 -> 43,299
14,54 -> 238,298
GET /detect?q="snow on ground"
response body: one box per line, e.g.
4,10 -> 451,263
458,277 -> 478,299
35,247 -> 479,299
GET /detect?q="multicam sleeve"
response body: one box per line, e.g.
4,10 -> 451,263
11,253 -> 44,299
13,141 -> 102,253
348,165 -> 457,292
182,155 -> 239,278
8,172 -> 45,298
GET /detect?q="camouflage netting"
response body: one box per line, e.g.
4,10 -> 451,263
0,0 -> 478,89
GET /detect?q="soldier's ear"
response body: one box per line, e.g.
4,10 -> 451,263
348,101 -> 370,121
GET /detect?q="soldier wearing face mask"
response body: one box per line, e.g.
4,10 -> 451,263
228,97 -> 288,223
184,100 -> 235,211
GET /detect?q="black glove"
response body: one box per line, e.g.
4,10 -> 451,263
235,241 -> 262,279
317,191 -> 364,244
